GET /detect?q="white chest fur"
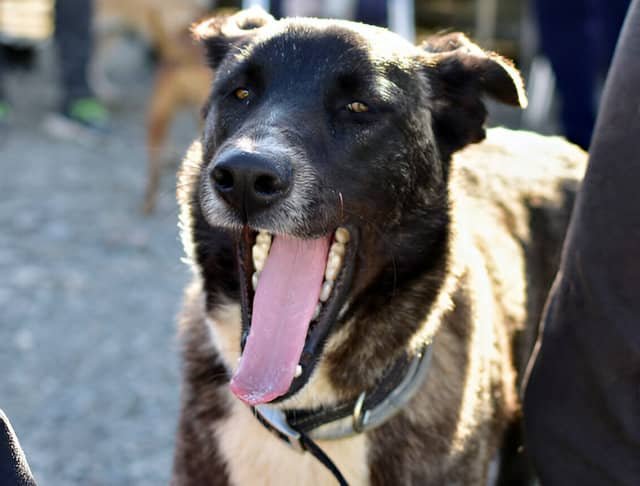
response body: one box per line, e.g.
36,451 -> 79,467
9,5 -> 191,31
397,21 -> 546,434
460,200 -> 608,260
215,395 -> 370,486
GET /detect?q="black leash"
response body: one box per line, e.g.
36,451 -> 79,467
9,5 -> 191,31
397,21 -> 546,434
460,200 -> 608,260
299,432 -> 349,486
253,405 -> 349,485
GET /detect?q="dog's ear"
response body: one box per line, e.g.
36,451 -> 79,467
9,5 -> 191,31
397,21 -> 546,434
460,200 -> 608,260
192,7 -> 275,68
420,33 -> 527,159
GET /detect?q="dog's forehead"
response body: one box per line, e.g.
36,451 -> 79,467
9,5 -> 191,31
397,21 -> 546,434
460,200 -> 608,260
241,18 -> 418,75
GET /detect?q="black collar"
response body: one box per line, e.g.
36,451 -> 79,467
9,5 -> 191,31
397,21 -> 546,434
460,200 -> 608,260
251,342 -> 434,485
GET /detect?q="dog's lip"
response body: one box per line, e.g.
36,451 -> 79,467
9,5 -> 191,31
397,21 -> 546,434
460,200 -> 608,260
235,225 -> 359,403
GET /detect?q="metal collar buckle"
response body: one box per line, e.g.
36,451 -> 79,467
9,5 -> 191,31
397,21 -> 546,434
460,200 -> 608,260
351,391 -> 368,433
254,404 -> 304,452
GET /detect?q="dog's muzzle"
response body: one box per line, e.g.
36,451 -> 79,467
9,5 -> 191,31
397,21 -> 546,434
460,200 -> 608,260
209,149 -> 292,219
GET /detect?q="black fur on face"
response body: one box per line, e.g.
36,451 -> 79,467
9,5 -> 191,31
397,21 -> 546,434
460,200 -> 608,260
181,8 -> 526,395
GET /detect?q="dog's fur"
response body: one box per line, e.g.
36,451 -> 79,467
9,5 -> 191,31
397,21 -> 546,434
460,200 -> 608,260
172,9 -> 586,485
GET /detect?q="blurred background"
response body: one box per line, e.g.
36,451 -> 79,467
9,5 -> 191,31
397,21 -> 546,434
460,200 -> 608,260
0,0 -> 628,484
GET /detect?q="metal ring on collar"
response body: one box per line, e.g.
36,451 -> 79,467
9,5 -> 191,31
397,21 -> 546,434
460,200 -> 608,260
352,391 -> 367,433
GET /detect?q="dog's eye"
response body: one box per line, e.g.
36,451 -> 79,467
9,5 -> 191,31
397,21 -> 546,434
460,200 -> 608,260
346,101 -> 369,113
234,88 -> 250,101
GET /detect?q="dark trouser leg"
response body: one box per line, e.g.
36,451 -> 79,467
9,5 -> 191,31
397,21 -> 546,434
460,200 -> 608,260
55,0 -> 94,108
523,1 -> 640,484
594,0 -> 631,74
355,0 -> 388,27
534,0 -> 596,149
0,48 -> 6,101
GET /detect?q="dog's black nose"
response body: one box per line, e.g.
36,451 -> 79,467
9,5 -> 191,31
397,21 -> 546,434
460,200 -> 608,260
211,151 -> 292,217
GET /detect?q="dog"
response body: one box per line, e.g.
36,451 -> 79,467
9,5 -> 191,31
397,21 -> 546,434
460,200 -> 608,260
141,8 -> 212,214
172,8 -> 586,485
91,0 -> 212,214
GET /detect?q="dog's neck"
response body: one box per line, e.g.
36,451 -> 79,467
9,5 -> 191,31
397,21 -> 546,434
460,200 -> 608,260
256,337 -> 434,440
246,339 -> 433,486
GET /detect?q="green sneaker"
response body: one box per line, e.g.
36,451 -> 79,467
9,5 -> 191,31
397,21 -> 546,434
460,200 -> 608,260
65,98 -> 110,131
0,100 -> 10,124
0,100 -> 10,143
44,97 -> 111,142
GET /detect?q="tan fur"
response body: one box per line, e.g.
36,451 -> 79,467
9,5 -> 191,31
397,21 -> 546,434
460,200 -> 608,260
216,394 -> 369,485
205,303 -> 242,369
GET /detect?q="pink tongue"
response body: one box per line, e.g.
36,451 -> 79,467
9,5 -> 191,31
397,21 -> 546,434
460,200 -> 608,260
230,235 -> 330,405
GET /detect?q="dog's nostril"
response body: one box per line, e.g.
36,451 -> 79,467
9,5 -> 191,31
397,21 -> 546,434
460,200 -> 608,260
254,174 -> 280,195
210,150 -> 291,216
212,167 -> 234,190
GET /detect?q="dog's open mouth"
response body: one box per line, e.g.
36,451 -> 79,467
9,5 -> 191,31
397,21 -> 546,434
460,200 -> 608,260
230,226 -> 357,405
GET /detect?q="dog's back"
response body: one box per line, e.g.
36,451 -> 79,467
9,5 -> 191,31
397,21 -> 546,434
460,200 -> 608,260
454,128 -> 585,372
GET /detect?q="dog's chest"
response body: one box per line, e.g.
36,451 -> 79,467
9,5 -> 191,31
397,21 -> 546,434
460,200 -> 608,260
215,397 -> 370,486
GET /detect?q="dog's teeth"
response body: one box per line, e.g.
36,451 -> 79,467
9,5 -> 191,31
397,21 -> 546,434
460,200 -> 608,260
319,280 -> 333,302
251,233 -> 272,272
252,244 -> 268,261
335,227 -> 350,244
324,239 -> 346,281
294,365 -> 303,378
324,253 -> 343,281
330,241 -> 346,257
312,303 -> 322,320
252,245 -> 268,272
256,231 -> 272,246
253,257 -> 266,272
252,272 -> 259,290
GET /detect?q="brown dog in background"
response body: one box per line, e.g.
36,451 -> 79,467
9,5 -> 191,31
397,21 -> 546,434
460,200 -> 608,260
94,0 -> 213,214
141,8 -> 212,214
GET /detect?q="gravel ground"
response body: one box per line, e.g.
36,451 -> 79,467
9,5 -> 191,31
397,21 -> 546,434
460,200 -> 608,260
0,49 -> 196,485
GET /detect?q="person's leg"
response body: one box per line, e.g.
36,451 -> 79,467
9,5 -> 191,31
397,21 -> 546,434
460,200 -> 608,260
593,0 -> 630,75
0,48 -> 9,124
355,0 -> 388,27
50,0 -> 108,134
523,1 -> 640,484
55,0 -> 93,107
534,0 -> 596,149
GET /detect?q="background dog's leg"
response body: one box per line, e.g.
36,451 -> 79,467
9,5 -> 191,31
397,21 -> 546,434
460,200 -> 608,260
143,67 -> 177,214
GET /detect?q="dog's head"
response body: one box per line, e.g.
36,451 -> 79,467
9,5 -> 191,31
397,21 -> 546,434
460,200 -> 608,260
180,8 -> 526,406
